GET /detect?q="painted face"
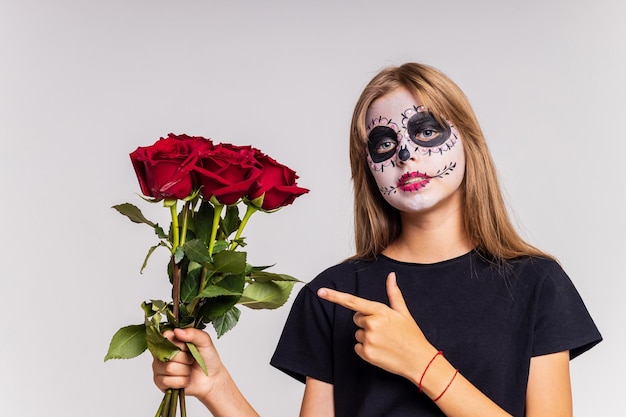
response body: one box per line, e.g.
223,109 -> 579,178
365,88 -> 465,213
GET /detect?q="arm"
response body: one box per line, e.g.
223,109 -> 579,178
299,377 -> 334,417
152,328 -> 260,417
318,273 -> 574,417
422,353 -> 571,417
526,351 -> 572,417
154,329 -> 336,417
295,351 -> 572,417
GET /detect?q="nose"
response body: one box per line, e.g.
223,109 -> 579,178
396,133 -> 417,164
398,145 -> 410,161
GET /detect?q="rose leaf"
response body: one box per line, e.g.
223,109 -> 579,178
212,306 -> 241,338
198,295 -> 240,322
212,250 -> 246,274
112,203 -> 156,227
141,244 -> 161,274
238,281 -> 296,310
186,342 -> 208,376
104,324 -> 147,361
174,246 -> 185,264
250,270 -> 301,283
222,205 -> 241,237
182,239 -> 212,264
180,266 -> 202,303
197,283 -> 242,299
145,323 -> 180,362
193,201 -> 215,245
154,224 -> 168,239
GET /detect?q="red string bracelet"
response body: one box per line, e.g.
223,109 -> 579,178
433,369 -> 459,402
418,351 -> 443,393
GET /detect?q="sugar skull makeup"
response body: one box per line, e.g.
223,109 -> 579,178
367,105 -> 455,164
365,88 -> 465,213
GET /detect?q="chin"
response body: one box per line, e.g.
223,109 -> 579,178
385,195 -> 436,213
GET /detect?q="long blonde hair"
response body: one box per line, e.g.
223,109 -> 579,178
350,63 -> 550,261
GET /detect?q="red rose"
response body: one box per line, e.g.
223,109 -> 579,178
248,152 -> 309,211
130,133 -> 213,201
193,143 -> 262,205
170,133 -> 215,154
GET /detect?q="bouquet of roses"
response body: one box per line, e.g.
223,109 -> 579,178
104,133 -> 309,417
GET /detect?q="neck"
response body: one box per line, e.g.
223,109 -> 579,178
382,198 -> 472,264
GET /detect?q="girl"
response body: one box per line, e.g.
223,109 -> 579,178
153,63 -> 601,417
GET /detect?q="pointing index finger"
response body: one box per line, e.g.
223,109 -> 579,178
317,287 -> 380,315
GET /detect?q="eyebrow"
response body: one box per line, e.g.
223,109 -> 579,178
368,125 -> 398,142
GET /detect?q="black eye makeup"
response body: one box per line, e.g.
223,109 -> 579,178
367,126 -> 398,163
406,112 -> 451,148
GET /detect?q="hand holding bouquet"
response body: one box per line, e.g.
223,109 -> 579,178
104,133 -> 308,416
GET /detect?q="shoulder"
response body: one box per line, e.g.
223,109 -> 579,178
498,255 -> 568,287
516,255 -> 564,275
510,257 -> 602,357
462,254 -> 578,306
479,254 -> 601,358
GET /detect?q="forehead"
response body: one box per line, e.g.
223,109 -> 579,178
365,88 -> 423,125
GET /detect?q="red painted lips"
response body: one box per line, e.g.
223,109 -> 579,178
398,171 -> 430,192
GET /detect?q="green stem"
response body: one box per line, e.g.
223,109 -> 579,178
166,200 -> 184,325
229,204 -> 258,250
161,389 -> 173,417
207,204 -> 223,256
172,259 -> 181,325
180,202 -> 190,246
168,201 -> 180,253
199,267 -> 208,293
169,389 -> 179,416
155,393 -> 166,417
180,389 -> 187,417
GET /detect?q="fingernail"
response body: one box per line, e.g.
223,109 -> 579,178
317,288 -> 328,297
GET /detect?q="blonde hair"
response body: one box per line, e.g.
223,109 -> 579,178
350,62 -> 550,261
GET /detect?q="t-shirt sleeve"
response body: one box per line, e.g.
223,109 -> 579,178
531,262 -> 602,359
270,283 -> 335,384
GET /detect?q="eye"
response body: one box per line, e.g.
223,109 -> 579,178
406,112 -> 451,148
367,126 -> 399,163
375,139 -> 397,154
415,129 -> 441,141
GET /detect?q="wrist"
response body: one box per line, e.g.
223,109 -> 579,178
197,365 -> 231,405
198,367 -> 259,417
405,345 -> 439,387
416,351 -> 458,401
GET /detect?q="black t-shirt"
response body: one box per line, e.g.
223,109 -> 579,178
270,251 -> 602,417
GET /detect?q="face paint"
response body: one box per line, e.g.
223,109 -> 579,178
368,126 -> 398,163
405,111 -> 451,148
364,88 -> 466,213
367,117 -> 401,163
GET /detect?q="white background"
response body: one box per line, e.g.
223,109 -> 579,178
1,0 -> 624,416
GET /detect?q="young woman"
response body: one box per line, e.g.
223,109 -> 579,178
153,63 -> 602,417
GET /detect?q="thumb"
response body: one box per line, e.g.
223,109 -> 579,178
386,272 -> 411,316
173,328 -> 215,350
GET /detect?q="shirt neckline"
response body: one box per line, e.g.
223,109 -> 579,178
376,250 -> 476,267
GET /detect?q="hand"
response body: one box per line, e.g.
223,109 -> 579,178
317,272 -> 437,382
152,328 -> 225,399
